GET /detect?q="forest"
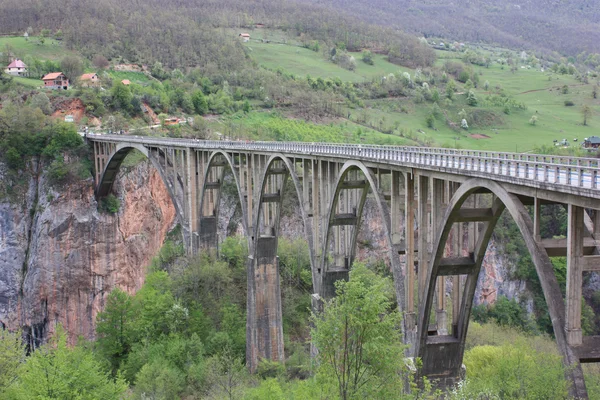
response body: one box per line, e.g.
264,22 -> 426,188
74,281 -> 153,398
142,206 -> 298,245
2,229 -> 598,399
297,0 -> 600,58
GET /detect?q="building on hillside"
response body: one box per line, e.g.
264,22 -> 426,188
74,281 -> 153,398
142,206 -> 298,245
42,72 -> 69,90
239,33 -> 250,42
79,73 -> 99,87
5,59 -> 27,76
121,79 -> 131,85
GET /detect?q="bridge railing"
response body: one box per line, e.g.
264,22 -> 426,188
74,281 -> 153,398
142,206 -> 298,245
87,134 -> 600,191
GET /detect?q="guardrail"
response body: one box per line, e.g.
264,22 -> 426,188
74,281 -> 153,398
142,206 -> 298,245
87,134 -> 600,192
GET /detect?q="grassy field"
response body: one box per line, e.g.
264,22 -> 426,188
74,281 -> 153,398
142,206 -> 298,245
0,37 -> 77,61
218,111 -> 420,146
106,70 -> 151,84
12,76 -> 42,88
244,40 -> 411,82
242,31 -> 600,152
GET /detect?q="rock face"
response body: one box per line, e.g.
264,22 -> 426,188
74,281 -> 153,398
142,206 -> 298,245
0,160 -> 175,346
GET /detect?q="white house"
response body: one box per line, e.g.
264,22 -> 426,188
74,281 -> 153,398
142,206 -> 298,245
5,59 -> 27,76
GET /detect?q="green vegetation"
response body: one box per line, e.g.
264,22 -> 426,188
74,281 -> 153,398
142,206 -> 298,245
462,323 -> 569,399
310,264 -> 410,399
0,327 -> 127,399
106,70 -> 151,84
100,194 -> 121,214
225,112 -> 418,145
245,41 -> 410,83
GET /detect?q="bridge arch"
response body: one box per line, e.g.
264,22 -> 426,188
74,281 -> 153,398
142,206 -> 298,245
319,161 -> 406,326
251,155 -> 316,281
246,154 -> 318,371
416,178 -> 586,397
197,150 -> 250,252
95,142 -> 185,230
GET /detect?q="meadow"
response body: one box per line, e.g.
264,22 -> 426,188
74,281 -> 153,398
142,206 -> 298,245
244,40 -> 411,83
0,36 -> 78,61
245,35 -> 600,152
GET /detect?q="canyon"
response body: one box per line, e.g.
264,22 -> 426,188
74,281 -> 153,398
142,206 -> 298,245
0,158 -> 526,345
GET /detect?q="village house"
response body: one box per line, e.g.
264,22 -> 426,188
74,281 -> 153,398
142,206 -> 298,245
5,59 -> 27,76
42,72 -> 69,90
121,79 -> 131,85
79,73 -> 99,87
239,33 -> 250,42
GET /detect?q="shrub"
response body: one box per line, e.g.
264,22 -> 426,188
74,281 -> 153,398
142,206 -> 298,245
426,113 -> 435,128
5,147 -> 23,169
47,159 -> 70,184
564,100 -> 575,106
101,194 -> 120,213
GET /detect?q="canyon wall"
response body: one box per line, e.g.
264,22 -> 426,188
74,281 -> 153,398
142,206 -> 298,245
0,160 -> 175,346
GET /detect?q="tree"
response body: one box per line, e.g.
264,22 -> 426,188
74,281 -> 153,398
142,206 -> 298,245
0,330 -> 25,396
466,89 -> 478,106
93,55 -> 109,69
29,92 -> 52,115
426,113 -> 435,129
582,105 -> 593,126
96,288 -> 135,374
111,82 -> 133,113
192,90 -> 208,115
446,79 -> 456,99
361,50 -> 374,65
10,326 -> 127,399
38,29 -> 50,45
205,348 -> 249,400
530,115 -> 538,126
310,264 -> 407,400
60,55 -> 84,82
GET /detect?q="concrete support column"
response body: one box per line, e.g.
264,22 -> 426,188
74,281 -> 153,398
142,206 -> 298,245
566,204 -> 584,346
451,184 -> 462,337
418,175 -> 429,301
186,149 -> 198,254
247,236 -> 285,373
246,154 -> 254,234
533,197 -> 542,242
594,209 -> 600,240
391,171 -> 403,245
431,178 -> 447,334
404,172 -> 416,328
302,159 -> 311,215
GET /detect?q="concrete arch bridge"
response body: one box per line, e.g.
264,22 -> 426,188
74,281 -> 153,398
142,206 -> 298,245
89,134 -> 600,398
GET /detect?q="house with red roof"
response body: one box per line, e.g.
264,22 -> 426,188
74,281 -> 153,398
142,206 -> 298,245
239,33 -> 250,42
42,72 -> 69,90
5,59 -> 27,76
79,73 -> 99,87
121,79 -> 131,85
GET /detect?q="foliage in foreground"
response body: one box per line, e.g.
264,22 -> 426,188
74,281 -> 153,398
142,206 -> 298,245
1,327 -> 127,399
311,263 -> 409,400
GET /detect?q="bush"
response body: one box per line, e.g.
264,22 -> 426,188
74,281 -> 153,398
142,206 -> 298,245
426,113 -> 435,128
464,341 -> 568,399
564,100 -> 575,106
101,194 -> 120,213
47,158 -> 72,184
5,147 -> 23,169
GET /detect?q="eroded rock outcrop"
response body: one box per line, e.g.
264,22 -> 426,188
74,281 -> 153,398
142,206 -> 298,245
0,160 -> 175,346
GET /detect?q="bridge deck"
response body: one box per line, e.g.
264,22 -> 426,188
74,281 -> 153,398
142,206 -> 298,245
88,134 -> 600,204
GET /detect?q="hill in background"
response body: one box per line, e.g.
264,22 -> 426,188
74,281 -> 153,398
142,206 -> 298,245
297,0 -> 600,57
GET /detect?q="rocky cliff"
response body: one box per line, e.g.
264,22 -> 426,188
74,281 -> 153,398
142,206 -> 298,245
0,159 -> 175,347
